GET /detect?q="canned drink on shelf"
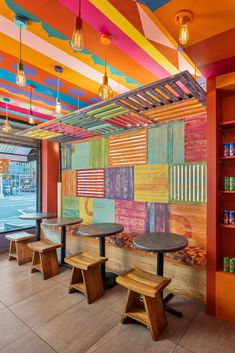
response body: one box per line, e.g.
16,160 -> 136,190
230,142 -> 235,156
224,143 -> 230,156
229,177 -> 235,190
224,177 -> 230,190
229,258 -> 235,273
224,210 -> 229,224
224,257 -> 230,272
229,211 -> 235,225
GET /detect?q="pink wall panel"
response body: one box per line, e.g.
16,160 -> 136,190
185,114 -> 207,162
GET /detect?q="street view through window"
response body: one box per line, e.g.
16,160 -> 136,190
0,143 -> 37,232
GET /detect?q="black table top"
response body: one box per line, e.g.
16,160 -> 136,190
43,217 -> 83,227
78,223 -> 124,238
19,212 -> 56,221
133,232 -> 188,253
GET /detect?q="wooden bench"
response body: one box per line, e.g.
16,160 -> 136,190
28,239 -> 62,280
116,267 -> 171,341
65,252 -> 108,304
5,232 -> 35,265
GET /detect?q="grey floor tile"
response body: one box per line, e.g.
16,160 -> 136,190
0,331 -> 56,353
174,345 -> 193,353
0,308 -> 30,350
51,267 -> 72,284
86,322 -> 176,353
0,263 -> 31,287
0,273 -> 55,306
161,294 -> 200,344
36,300 -> 120,353
0,302 -> 5,311
96,284 -> 127,314
179,306 -> 235,353
10,283 -> 84,329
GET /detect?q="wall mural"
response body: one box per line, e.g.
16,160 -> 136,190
61,114 -> 207,268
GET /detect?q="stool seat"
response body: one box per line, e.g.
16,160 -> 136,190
6,232 -> 35,265
28,239 -> 62,253
116,267 -> 171,341
28,239 -> 62,280
65,252 -> 107,304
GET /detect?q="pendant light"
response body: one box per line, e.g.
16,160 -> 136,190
54,65 -> 63,114
70,0 -> 84,51
98,33 -> 113,101
14,15 -> 28,87
28,85 -> 35,125
175,10 -> 193,46
2,98 -> 12,133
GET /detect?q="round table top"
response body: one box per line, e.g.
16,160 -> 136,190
78,223 -> 124,238
19,212 -> 56,221
43,217 -> 83,227
133,232 -> 188,253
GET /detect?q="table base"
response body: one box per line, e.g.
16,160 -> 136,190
163,293 -> 183,318
103,272 -> 118,290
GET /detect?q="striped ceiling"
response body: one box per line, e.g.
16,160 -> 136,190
0,0 -> 232,127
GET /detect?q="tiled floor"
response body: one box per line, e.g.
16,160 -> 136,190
0,254 -> 235,353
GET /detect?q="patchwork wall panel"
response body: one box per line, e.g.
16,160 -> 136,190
61,144 -> 72,170
169,163 -> 207,203
115,200 -> 147,233
146,203 -> 168,232
168,120 -> 184,164
185,114 -> 207,162
108,129 -> 147,166
76,169 -> 105,198
89,138 -> 108,168
71,141 -> 90,169
62,197 -> 80,217
62,170 -> 77,197
79,197 -> 93,225
134,164 -> 168,202
105,167 -> 134,200
93,199 -> 115,223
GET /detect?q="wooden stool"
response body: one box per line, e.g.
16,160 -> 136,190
116,267 -> 171,341
5,232 -> 35,265
28,239 -> 62,280
65,252 -> 108,304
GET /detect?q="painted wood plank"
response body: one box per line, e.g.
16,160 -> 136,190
148,125 -> 168,164
134,164 -> 168,202
76,169 -> 105,198
105,166 -> 134,200
89,137 -> 108,168
61,144 -> 72,170
62,170 -> 77,197
170,120 -> 185,163
62,196 -> 80,217
185,114 -> 207,162
71,141 -> 90,169
79,197 -> 93,225
146,203 -> 168,232
115,200 -> 147,233
93,199 -> 115,223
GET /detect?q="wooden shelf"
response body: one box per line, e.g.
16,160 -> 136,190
219,156 -> 235,160
216,270 -> 235,277
219,120 -> 235,128
219,223 -> 235,229
219,190 -> 235,193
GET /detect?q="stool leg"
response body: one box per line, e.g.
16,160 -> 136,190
15,240 -> 33,265
122,290 -> 139,324
69,267 -> 83,293
40,250 -> 60,280
82,266 -> 104,304
8,240 -> 16,261
144,295 -> 163,341
31,251 -> 40,273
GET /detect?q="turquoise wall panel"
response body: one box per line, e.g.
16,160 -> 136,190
168,120 -> 184,164
148,125 -> 168,164
71,142 -> 90,169
62,196 -> 80,217
93,198 -> 115,223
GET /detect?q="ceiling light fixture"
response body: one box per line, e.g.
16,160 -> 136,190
54,65 -> 63,114
175,10 -> 193,46
98,33 -> 113,101
70,0 -> 84,51
2,98 -> 12,133
14,15 -> 28,87
28,84 -> 35,125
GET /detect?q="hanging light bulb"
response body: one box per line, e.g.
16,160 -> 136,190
2,98 -> 12,133
175,10 -> 193,46
70,0 -> 84,51
14,15 -> 28,87
98,33 -> 113,101
54,65 -> 63,114
28,85 -> 35,125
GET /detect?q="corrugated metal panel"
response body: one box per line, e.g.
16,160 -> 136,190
169,162 -> 207,203
76,169 -> 104,198
108,129 -> 147,166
